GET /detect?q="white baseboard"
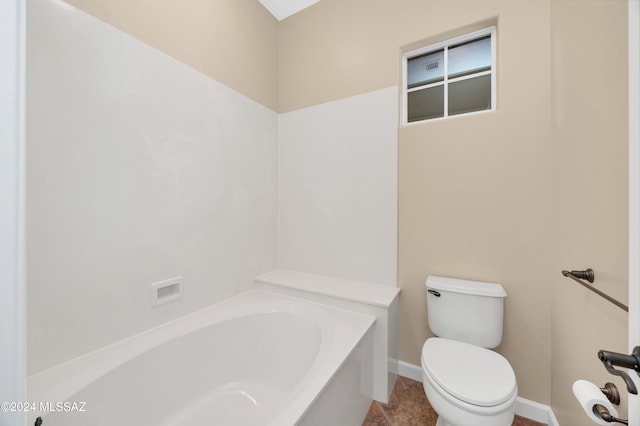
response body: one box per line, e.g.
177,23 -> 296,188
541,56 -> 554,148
397,361 -> 559,426
398,360 -> 423,382
515,397 -> 559,426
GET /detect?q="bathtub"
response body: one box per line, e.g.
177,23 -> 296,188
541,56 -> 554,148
27,289 -> 375,425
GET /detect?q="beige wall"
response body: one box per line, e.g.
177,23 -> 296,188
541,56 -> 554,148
278,0 -> 539,113
64,0 -> 279,111
550,0 -> 629,423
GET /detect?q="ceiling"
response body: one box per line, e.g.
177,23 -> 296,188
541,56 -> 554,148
258,0 -> 321,21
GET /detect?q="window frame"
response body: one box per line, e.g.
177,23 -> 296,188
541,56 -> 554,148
402,26 -> 497,126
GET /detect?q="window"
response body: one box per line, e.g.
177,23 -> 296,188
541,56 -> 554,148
403,27 -> 496,124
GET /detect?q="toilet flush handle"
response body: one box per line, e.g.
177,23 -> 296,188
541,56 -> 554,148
427,289 -> 441,297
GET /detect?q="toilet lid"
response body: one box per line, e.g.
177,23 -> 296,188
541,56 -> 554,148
421,338 -> 517,407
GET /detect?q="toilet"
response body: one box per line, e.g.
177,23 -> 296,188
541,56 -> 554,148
421,275 -> 517,426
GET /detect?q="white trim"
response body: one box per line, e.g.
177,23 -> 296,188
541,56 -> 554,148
449,69 -> 492,85
401,47 -> 408,124
490,25 -> 497,116
629,0 -> 640,424
407,80 -> 443,93
397,359 -> 423,382
402,107 -> 494,127
396,360 -> 558,425
0,0 -> 26,424
404,26 -> 496,63
514,397 -> 559,426
443,45 -> 449,118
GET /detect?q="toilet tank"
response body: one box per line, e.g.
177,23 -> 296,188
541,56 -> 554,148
426,275 -> 507,349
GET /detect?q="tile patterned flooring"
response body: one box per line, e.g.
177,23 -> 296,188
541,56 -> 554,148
362,376 -> 546,426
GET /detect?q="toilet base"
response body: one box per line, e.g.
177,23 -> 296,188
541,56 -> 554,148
434,416 -> 467,426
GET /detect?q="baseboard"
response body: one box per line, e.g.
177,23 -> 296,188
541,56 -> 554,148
515,397 -> 559,426
397,361 -> 559,426
397,360 -> 423,382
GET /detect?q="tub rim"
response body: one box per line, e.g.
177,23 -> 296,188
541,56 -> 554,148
27,289 -> 375,425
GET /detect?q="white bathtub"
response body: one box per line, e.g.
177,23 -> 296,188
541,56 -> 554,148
27,290 -> 375,425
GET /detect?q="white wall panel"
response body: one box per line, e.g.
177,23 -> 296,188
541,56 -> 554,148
1,0 -> 26,422
278,88 -> 398,286
27,0 -> 278,374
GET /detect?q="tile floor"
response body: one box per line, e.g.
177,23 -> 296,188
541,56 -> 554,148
362,376 -> 546,426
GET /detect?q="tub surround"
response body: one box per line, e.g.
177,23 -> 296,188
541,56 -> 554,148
278,87 -> 398,287
27,0 -> 278,375
256,269 -> 400,307
27,0 -> 398,382
256,269 -> 400,403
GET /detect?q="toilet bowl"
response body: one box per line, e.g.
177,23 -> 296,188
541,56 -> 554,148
421,337 -> 517,426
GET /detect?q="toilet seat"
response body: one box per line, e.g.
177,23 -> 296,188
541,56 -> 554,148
421,338 -> 517,407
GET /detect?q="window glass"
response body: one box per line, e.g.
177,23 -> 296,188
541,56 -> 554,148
448,36 -> 491,79
408,86 -> 444,122
448,74 -> 492,116
407,49 -> 444,88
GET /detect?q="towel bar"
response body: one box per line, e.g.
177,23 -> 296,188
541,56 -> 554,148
561,269 -> 628,312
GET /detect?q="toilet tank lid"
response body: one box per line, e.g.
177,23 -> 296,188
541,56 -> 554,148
426,275 -> 507,298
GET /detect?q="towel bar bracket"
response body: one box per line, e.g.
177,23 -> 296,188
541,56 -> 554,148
566,268 -> 595,283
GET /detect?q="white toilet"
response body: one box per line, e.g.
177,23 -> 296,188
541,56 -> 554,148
421,276 -> 517,426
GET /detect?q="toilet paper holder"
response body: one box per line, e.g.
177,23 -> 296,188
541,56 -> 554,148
595,383 -> 628,425
593,403 -> 628,425
592,347 -> 640,424
598,347 -> 640,395
599,382 -> 621,405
